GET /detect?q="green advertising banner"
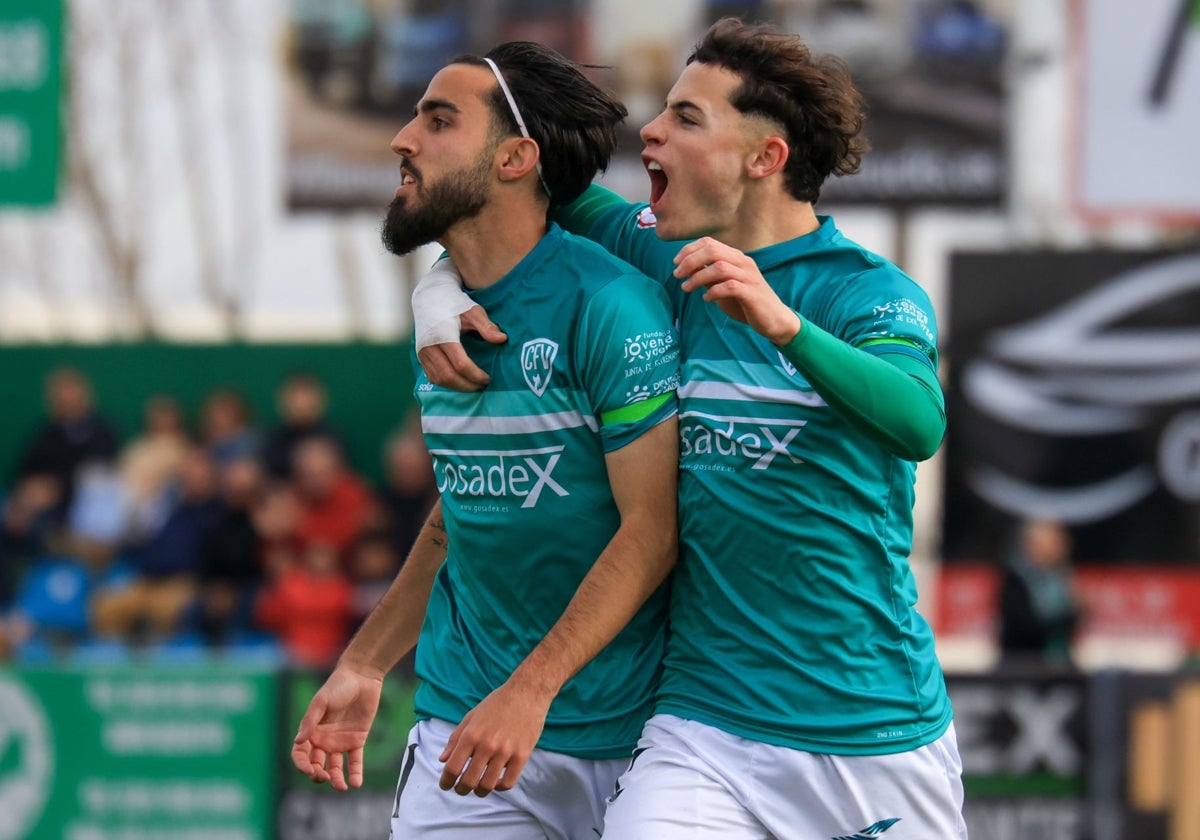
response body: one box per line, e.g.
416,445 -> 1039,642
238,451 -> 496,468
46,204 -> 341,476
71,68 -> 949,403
0,0 -> 63,206
0,666 -> 278,840
276,670 -> 418,840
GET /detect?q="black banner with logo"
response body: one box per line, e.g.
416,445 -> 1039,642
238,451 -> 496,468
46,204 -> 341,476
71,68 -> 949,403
942,249 -> 1200,564
949,670 -> 1089,840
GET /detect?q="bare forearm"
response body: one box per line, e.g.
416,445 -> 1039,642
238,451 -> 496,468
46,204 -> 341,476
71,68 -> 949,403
509,418 -> 678,700
339,500 -> 447,678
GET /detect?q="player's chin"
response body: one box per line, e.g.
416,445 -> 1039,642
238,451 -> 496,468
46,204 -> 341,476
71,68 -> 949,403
651,209 -> 702,244
652,218 -> 690,243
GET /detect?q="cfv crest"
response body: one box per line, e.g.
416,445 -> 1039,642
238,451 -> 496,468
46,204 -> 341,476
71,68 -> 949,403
521,339 -> 559,397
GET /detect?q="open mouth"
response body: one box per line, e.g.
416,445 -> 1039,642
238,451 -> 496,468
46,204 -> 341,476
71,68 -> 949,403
645,159 -> 668,208
395,163 -> 419,195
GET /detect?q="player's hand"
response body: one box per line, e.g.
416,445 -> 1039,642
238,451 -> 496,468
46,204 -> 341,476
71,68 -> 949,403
291,664 -> 385,792
417,305 -> 508,391
674,237 -> 801,346
438,680 -> 553,797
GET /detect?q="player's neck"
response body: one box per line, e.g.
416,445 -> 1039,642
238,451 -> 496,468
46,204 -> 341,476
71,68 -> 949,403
723,187 -> 820,253
442,196 -> 549,290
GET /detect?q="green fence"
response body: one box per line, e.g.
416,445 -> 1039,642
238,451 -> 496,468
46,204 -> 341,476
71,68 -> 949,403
0,665 -> 278,840
0,342 -> 417,486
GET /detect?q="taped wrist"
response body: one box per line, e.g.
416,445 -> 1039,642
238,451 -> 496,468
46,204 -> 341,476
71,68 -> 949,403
411,258 -> 473,351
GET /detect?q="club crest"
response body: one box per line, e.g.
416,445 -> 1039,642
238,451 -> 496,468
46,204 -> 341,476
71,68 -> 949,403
521,338 -> 559,397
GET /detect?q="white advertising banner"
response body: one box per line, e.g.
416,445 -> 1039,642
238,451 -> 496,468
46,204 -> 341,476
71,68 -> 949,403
1075,0 -> 1200,219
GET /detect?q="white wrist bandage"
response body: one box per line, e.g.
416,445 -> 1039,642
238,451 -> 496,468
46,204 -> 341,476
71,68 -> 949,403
412,259 -> 474,351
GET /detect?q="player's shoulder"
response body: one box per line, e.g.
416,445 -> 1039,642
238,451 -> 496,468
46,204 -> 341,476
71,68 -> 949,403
812,224 -> 926,296
555,228 -> 664,296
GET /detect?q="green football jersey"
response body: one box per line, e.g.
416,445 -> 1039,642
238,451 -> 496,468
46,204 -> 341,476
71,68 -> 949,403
412,225 -> 680,759
581,202 -> 952,755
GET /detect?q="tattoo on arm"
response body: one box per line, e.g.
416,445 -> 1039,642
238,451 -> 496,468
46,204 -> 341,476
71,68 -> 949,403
430,517 -> 447,549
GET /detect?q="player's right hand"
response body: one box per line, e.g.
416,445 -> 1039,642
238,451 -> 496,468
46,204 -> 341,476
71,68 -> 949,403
418,305 -> 507,391
291,665 -> 385,792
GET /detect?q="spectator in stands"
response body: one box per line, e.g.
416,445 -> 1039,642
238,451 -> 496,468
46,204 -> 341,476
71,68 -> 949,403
1,475 -> 61,599
260,372 -> 345,480
200,387 -> 259,469
999,517 -> 1081,666
377,414 -> 437,560
347,528 -> 401,629
290,435 -> 375,560
91,445 -> 220,644
14,366 -> 119,521
195,455 -> 264,646
253,479 -> 302,556
119,395 -> 192,541
5,554 -> 92,658
255,539 -> 353,668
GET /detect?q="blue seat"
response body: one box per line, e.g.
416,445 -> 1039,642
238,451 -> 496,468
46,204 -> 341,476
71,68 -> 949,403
14,559 -> 90,636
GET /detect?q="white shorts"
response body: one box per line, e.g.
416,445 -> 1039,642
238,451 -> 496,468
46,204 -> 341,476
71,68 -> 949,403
601,714 -> 967,840
389,718 -> 628,840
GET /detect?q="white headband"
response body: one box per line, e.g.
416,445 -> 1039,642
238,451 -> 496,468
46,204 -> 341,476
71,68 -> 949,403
483,57 -> 551,198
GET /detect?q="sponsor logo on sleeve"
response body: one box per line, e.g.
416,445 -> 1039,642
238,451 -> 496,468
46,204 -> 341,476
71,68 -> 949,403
622,330 -> 679,380
871,298 -> 935,344
635,207 -> 657,228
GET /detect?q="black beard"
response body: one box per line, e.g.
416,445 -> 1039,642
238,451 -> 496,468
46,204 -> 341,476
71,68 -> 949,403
380,152 -> 493,255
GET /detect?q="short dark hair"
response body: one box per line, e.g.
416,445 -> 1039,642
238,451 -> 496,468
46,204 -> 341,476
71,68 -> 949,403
454,42 -> 627,207
688,17 -> 868,204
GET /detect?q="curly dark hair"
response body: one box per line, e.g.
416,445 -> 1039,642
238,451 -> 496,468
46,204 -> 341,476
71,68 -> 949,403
453,42 -> 627,207
688,17 -> 869,204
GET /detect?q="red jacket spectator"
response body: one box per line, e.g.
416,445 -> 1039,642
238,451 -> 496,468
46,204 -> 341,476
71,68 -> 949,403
255,543 -> 353,667
291,436 -> 376,558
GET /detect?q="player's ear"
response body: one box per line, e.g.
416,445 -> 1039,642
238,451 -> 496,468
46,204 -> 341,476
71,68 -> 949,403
746,135 -> 788,181
497,136 -> 541,184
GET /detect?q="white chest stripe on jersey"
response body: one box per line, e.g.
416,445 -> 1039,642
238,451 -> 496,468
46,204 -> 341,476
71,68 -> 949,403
679,379 -> 827,408
421,410 -> 599,435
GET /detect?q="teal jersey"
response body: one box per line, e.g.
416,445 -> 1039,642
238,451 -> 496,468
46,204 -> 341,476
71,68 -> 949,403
412,224 -> 680,759
582,204 -> 952,755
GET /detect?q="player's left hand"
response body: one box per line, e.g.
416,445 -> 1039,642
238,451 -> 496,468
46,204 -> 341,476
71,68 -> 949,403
674,237 -> 801,346
438,680 -> 553,797
417,305 -> 508,392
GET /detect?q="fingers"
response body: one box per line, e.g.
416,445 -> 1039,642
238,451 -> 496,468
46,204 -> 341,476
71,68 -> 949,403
461,306 -> 508,345
438,725 -> 468,791
310,747 -> 330,783
472,757 -> 508,797
453,754 -> 490,796
492,752 -> 528,793
673,237 -> 736,278
290,739 -> 316,776
418,345 -> 491,391
294,695 -> 327,744
438,724 -> 514,797
679,261 -> 738,293
327,750 -> 348,792
347,746 -> 365,790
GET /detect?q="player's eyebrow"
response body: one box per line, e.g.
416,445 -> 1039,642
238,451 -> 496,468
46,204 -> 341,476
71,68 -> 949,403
412,98 -> 461,118
667,99 -> 705,119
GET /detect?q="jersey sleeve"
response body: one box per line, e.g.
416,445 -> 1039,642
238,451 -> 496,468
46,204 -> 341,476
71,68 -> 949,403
825,266 -> 940,370
574,273 -> 680,452
554,184 -> 683,292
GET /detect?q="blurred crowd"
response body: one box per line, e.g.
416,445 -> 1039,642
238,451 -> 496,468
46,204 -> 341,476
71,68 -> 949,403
0,367 -> 437,669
